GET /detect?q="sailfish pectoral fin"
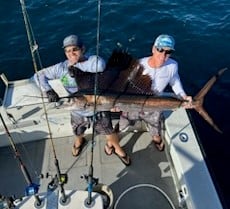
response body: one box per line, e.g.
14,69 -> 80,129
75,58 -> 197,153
194,106 -> 222,133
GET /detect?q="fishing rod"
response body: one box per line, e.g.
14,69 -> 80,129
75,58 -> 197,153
84,0 -> 102,206
0,113 -> 43,208
20,0 -> 69,205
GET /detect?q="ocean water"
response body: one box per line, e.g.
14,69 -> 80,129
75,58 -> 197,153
0,0 -> 230,207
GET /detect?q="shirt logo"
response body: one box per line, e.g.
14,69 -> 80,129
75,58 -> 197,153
60,75 -> 77,87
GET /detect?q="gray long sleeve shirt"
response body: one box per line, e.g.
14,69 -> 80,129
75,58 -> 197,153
33,55 -> 105,94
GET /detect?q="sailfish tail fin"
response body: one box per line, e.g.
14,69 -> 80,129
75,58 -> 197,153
193,68 -> 228,133
193,105 -> 223,133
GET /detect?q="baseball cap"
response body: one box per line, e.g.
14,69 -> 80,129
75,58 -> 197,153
154,34 -> 175,50
62,35 -> 83,48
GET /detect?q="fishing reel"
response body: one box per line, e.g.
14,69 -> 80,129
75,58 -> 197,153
81,174 -> 99,186
25,183 -> 40,196
44,172 -> 68,192
80,175 -> 114,209
0,194 -> 15,209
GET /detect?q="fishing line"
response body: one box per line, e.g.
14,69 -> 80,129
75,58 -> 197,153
20,0 -> 69,205
0,108 -> 40,178
10,129 -> 40,176
2,0 -> 44,178
20,0 -> 43,71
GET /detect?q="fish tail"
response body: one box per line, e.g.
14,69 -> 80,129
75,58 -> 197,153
193,105 -> 223,133
193,68 -> 228,133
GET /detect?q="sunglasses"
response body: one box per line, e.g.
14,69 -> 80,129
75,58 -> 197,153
156,47 -> 173,55
64,47 -> 81,53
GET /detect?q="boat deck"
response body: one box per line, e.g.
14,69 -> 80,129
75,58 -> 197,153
0,77 -> 223,209
0,126 -> 179,209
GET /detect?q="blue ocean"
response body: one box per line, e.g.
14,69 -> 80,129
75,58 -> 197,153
0,0 -> 230,207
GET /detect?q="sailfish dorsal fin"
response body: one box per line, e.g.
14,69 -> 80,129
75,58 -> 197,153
73,49 -> 154,95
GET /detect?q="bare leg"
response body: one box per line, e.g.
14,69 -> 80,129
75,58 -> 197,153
74,134 -> 84,147
105,133 -> 131,166
152,135 -> 164,152
72,134 -> 87,157
105,133 -> 126,157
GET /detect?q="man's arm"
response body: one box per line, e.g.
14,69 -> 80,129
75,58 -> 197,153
75,55 -> 106,73
33,62 -> 65,102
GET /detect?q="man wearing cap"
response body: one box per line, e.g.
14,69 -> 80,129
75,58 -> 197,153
34,34 -> 105,98
33,34 -> 131,166
119,34 -> 192,151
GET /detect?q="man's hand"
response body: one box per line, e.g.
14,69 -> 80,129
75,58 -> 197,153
182,95 -> 194,109
110,107 -> 121,112
68,66 -> 78,77
46,89 -> 59,102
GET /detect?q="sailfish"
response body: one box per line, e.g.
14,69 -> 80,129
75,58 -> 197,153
67,50 -> 227,133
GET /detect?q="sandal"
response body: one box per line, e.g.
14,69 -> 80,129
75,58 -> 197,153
72,138 -> 87,157
104,144 -> 114,156
115,152 -> 131,166
153,136 -> 165,152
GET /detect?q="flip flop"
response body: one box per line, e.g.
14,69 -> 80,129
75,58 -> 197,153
72,138 -> 87,157
104,144 -> 114,156
115,152 -> 131,166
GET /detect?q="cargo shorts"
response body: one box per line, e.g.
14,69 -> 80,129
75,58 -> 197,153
119,111 -> 162,136
71,110 -> 114,136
